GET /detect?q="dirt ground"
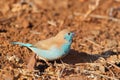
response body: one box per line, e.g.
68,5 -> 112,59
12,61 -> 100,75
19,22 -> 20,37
0,0 -> 120,80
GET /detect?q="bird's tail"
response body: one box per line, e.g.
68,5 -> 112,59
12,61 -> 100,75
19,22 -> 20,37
11,42 -> 33,47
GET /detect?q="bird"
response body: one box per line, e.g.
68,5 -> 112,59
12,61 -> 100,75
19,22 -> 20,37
11,29 -> 74,66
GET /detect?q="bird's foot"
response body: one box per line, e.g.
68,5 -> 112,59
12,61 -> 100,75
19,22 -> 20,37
44,61 -> 52,66
53,59 -> 66,67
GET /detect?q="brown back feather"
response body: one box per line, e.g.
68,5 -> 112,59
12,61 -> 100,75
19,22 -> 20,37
34,29 -> 70,50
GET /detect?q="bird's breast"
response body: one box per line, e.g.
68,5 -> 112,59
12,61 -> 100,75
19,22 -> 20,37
61,42 -> 71,54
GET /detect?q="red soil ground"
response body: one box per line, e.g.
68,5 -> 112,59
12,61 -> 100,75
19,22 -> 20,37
0,0 -> 120,80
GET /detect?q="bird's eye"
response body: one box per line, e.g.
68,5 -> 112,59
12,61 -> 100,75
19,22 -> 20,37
68,33 -> 70,35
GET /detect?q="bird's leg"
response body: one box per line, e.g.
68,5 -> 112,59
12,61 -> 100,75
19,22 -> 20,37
54,60 -> 57,66
44,59 -> 52,66
53,59 -> 66,67
38,56 -> 52,66
57,59 -> 66,78
60,59 -> 66,67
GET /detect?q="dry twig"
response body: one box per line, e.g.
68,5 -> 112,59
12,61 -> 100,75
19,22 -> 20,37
85,38 -> 104,48
107,62 -> 120,70
83,70 -> 119,80
74,12 -> 120,22
84,0 -> 100,19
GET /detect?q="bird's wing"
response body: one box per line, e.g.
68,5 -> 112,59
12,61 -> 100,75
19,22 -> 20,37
34,29 -> 70,50
33,37 -> 56,50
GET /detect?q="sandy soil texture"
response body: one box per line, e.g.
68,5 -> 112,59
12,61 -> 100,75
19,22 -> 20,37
0,0 -> 120,80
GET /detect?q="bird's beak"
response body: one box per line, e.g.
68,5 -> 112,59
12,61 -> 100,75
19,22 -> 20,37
72,32 -> 75,36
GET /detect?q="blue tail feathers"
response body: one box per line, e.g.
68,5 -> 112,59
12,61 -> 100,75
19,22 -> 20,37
11,42 -> 33,47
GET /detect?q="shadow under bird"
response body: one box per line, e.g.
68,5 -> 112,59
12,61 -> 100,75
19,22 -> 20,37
11,29 -> 74,66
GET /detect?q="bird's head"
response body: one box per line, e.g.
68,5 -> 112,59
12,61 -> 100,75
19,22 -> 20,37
55,29 -> 74,43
